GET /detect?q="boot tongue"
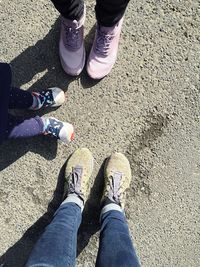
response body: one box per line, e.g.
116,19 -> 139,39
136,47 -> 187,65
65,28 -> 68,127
108,171 -> 122,203
99,24 -> 117,36
62,17 -> 79,29
99,25 -> 112,35
96,25 -> 114,55
72,20 -> 80,29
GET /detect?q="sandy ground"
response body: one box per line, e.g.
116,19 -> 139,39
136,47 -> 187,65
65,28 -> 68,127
0,0 -> 200,266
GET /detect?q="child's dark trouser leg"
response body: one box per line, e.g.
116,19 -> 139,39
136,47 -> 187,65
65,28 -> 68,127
6,114 -> 44,139
9,87 -> 33,109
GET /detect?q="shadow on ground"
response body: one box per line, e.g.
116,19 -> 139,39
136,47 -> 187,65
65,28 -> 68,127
0,159 -> 105,267
10,18 -> 75,93
0,18 -> 69,171
0,136 -> 57,171
0,19 -> 100,171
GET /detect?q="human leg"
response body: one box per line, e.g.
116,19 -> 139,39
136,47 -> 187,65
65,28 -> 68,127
9,87 -> 34,109
5,115 -> 74,144
50,0 -> 84,21
25,202 -> 82,267
6,114 -> 44,139
25,147 -> 94,267
95,0 -> 130,27
95,153 -> 141,267
96,210 -> 140,267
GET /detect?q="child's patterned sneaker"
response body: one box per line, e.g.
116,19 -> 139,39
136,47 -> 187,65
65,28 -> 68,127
102,152 -> 132,210
30,87 -> 66,110
42,117 -> 74,144
63,148 -> 94,210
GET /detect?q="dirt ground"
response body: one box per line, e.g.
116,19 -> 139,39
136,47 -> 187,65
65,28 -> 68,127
0,0 -> 200,266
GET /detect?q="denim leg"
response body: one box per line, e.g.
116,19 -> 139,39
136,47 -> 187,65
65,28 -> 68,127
25,203 -> 82,267
6,114 -> 44,139
9,87 -> 33,109
95,210 -> 141,267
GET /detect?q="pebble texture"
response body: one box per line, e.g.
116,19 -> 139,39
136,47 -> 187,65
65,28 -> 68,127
0,0 -> 200,266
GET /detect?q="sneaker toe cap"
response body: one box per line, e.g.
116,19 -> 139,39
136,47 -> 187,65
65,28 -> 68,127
65,148 -> 94,180
59,41 -> 85,76
105,152 -> 132,183
50,87 -> 66,107
59,122 -> 74,144
87,57 -> 115,79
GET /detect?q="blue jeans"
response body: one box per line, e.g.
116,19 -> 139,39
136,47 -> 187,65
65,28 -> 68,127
25,202 -> 140,267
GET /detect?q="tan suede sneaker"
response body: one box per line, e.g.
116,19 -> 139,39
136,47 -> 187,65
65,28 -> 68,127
65,148 -> 94,204
102,152 -> 132,209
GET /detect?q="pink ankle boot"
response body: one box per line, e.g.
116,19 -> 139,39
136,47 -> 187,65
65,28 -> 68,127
59,8 -> 86,76
87,17 -> 124,79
